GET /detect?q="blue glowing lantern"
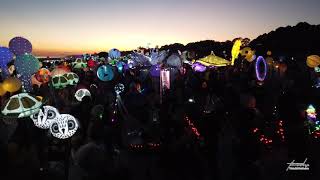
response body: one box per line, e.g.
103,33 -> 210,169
97,65 -> 114,82
109,48 -> 121,60
255,56 -> 267,81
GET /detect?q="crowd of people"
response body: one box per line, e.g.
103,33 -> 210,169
0,48 -> 320,180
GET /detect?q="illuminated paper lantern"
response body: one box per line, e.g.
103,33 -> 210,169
14,54 -> 40,75
9,37 -> 32,56
255,56 -> 267,81
240,47 -> 255,62
267,51 -> 272,56
35,68 -> 51,83
30,106 -> 60,129
51,75 -> 69,89
97,65 -> 114,81
195,53 -> 230,67
63,72 -> 79,86
109,48 -> 121,59
116,61 -> 124,73
72,58 -> 87,69
231,39 -> 242,66
0,47 -> 14,67
2,77 -> 22,93
306,55 -> 320,68
75,88 -> 91,102
87,59 -> 96,68
49,114 -> 79,139
1,93 -> 42,118
192,62 -> 207,72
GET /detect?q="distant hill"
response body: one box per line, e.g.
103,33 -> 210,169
152,22 -> 320,59
250,22 -> 320,57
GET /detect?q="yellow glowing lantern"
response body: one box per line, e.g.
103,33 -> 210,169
267,51 -> 272,56
231,39 -> 242,66
2,77 -> 22,93
306,55 -> 320,68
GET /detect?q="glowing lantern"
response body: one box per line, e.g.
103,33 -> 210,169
240,47 -> 255,62
75,88 -> 91,102
231,39 -> 242,66
192,62 -> 207,72
30,106 -> 60,129
97,65 -> 114,81
14,54 -> 40,76
49,114 -> 79,139
255,56 -> 267,81
0,47 -> 14,66
267,51 -> 272,56
72,58 -> 87,69
306,105 -> 317,121
150,65 -> 161,77
9,37 -> 32,56
35,68 -> 51,83
2,77 -> 22,93
109,48 -> 121,59
1,93 -> 42,118
63,72 -> 79,86
51,75 -> 69,89
306,55 -> 320,68
196,53 -> 230,67
87,59 -> 96,68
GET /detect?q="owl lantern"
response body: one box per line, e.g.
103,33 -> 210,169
30,106 -> 60,129
49,114 -> 79,139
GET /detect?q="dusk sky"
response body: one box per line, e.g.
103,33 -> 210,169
0,0 -> 320,56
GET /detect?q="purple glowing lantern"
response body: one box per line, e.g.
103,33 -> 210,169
192,62 -> 207,72
255,56 -> 267,81
9,37 -> 32,56
150,65 -> 161,77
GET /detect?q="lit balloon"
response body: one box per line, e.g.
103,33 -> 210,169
9,37 -> 32,56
